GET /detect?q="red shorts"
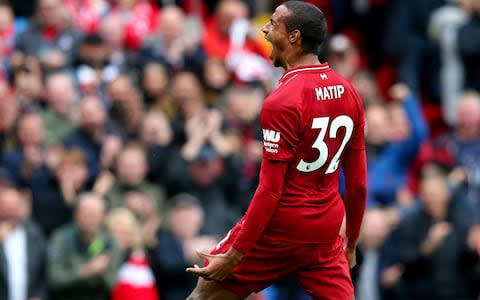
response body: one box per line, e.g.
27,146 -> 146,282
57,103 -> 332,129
210,223 -> 354,300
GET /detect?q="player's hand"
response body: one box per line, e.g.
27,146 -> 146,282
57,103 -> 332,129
185,247 -> 243,281
345,246 -> 357,269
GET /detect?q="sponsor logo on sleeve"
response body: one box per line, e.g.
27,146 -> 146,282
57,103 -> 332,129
262,129 -> 280,153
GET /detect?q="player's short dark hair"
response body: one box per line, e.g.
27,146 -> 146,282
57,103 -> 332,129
282,1 -> 327,55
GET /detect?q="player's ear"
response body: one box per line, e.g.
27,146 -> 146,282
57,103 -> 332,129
288,29 -> 301,44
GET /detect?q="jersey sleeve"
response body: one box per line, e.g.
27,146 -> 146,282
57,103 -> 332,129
260,101 -> 300,161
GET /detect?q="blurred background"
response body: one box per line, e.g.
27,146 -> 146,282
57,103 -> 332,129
0,0 -> 479,299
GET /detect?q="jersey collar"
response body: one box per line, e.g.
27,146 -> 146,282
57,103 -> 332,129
279,63 -> 330,83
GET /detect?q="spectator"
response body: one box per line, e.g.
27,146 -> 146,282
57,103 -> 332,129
428,1 -> 469,125
355,209 -> 393,300
169,71 -> 237,161
223,87 -> 263,210
0,187 -> 47,300
30,148 -> 89,237
124,191 -> 162,227
99,13 -> 139,77
351,70 -> 384,106
201,57 -> 232,107
1,112 -> 52,188
74,31 -> 139,97
141,5 -> 205,75
202,0 -> 268,61
139,110 -> 175,184
430,91 -> 480,220
141,62 -> 172,111
48,193 -> 122,300
167,141 -> 242,235
96,143 -> 167,212
65,96 -> 121,183
325,34 -> 362,80
364,103 -> 390,163
64,0 -> 109,33
11,57 -> 43,112
111,0 -> 158,50
367,83 -> 429,209
144,193 -> 217,300
73,33 -> 113,95
169,71 -> 207,144
106,75 -> 145,139
13,0 -> 83,70
389,174 -> 478,300
41,72 -> 78,145
106,208 -> 159,300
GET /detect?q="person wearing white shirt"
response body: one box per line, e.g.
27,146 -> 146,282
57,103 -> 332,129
0,187 -> 47,300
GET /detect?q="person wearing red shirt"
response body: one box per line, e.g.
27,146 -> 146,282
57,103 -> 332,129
202,0 -> 268,60
113,0 -> 159,50
186,1 -> 367,299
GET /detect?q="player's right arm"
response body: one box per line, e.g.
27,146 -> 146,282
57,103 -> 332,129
232,157 -> 289,255
185,95 -> 297,281
184,145 -> 290,282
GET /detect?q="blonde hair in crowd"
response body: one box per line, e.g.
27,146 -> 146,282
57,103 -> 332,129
106,207 -> 143,251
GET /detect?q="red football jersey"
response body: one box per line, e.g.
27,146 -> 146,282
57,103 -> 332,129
259,63 -> 365,244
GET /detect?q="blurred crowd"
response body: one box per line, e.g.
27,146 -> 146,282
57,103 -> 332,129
0,0 -> 480,300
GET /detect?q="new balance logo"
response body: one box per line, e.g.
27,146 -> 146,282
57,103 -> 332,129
320,73 -> 328,80
262,129 -> 281,142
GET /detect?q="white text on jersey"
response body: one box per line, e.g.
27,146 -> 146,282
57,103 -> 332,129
263,129 -> 281,142
263,129 -> 281,153
315,85 -> 345,101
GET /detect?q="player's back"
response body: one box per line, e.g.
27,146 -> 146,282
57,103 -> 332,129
260,64 -> 365,244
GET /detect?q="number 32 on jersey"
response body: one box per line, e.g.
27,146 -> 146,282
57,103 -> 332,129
297,115 -> 354,174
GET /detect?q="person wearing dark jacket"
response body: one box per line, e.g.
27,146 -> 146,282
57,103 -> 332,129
65,96 -> 121,185
144,194 -> 217,300
390,174 -> 478,300
14,0 -> 83,69
0,187 -> 47,300
47,193 -> 122,300
30,148 -> 89,237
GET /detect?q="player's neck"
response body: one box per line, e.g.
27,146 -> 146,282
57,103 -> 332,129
284,53 -> 320,70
